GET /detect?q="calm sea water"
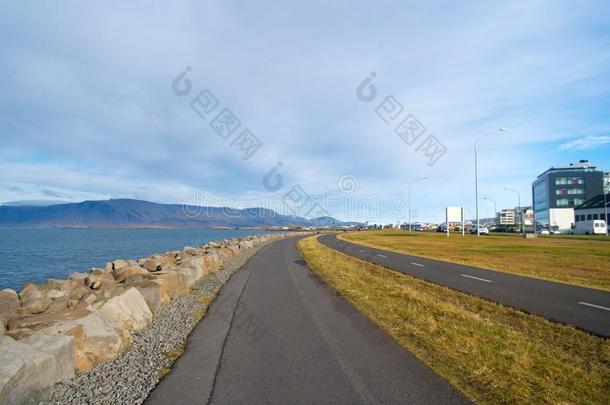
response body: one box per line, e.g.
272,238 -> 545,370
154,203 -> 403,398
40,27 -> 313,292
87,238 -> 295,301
0,228 -> 270,292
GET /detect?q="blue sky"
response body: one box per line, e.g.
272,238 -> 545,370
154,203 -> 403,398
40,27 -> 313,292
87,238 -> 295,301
1,0 -> 610,222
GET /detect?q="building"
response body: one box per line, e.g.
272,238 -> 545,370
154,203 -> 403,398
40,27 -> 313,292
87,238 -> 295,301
604,172 -> 610,194
532,160 -> 604,230
497,207 -> 533,226
574,193 -> 609,224
498,209 -> 516,225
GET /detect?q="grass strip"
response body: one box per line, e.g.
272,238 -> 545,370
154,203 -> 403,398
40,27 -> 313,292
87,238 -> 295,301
298,235 -> 610,404
339,230 -> 610,291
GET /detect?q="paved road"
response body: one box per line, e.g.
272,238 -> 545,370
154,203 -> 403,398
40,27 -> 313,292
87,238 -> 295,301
146,237 -> 469,405
319,234 -> 610,337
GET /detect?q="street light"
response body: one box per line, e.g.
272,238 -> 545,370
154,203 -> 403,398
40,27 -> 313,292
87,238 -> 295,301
475,128 -> 507,236
602,190 -> 610,236
504,187 -> 523,235
483,197 -> 497,224
408,176 -> 429,232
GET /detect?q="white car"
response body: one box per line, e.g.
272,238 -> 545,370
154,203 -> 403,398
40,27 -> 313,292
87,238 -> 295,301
470,226 -> 489,235
540,229 -> 550,235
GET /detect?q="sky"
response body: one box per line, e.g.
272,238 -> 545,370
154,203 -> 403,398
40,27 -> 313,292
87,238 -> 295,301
1,0 -> 610,223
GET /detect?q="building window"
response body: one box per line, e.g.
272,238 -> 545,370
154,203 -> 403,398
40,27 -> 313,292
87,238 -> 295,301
587,214 -> 593,220
556,198 -> 569,207
593,214 -> 599,220
555,177 -> 584,185
573,198 -> 584,206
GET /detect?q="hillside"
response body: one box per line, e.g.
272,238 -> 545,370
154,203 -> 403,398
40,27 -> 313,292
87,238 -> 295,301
0,199 -> 357,228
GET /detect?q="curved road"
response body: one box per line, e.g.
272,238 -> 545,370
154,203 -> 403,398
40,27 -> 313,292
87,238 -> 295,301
319,234 -> 610,337
146,237 -> 469,404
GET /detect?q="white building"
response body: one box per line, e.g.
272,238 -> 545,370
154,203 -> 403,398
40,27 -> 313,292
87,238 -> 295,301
574,194 -> 609,224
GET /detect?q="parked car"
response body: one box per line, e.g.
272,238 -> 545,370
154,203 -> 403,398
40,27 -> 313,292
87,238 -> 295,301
540,229 -> 550,235
470,225 -> 489,235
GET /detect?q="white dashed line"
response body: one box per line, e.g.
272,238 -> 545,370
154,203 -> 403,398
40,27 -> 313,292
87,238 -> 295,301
411,262 -> 425,267
578,302 -> 610,311
377,254 -> 388,258
461,274 -> 493,283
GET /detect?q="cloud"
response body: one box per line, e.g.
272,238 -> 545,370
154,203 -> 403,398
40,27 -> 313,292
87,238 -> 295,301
558,135 -> 610,151
1,0 -> 610,222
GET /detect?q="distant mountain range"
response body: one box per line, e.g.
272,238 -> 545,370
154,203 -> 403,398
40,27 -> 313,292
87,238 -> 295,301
0,199 -> 360,228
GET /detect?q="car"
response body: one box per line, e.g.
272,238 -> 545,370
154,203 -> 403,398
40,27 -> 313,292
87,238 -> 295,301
540,229 -> 550,235
470,225 -> 489,235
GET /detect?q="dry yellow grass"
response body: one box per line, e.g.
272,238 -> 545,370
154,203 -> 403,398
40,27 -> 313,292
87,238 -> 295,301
339,230 -> 610,291
298,236 -> 610,404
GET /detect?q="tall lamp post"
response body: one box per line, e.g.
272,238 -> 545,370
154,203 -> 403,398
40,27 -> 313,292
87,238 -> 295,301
504,188 -> 523,235
483,197 -> 497,225
602,190 -> 610,236
475,128 -> 507,236
408,177 -> 429,232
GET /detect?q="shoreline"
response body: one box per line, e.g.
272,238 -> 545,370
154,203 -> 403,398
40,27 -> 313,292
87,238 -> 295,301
0,232 -> 307,403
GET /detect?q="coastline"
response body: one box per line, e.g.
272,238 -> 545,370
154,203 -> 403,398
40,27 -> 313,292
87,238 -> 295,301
0,232 -> 307,403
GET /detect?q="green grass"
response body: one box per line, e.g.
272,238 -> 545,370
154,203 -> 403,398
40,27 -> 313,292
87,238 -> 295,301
339,230 -> 610,291
298,235 -> 610,404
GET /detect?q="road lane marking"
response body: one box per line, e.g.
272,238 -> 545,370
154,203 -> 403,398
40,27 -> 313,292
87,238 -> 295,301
578,302 -> 610,311
377,254 -> 388,258
359,249 -> 366,253
461,274 -> 493,283
411,262 -> 425,267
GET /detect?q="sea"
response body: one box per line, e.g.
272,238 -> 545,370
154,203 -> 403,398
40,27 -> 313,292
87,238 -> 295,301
0,228 -> 270,292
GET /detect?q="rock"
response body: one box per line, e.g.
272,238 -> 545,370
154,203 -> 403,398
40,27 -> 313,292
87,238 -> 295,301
112,259 -> 130,270
113,265 -> 148,283
84,294 -> 97,305
85,270 -> 116,290
46,289 -> 66,299
22,332 -> 75,383
0,334 -> 72,404
150,272 -> 189,298
24,296 -> 52,314
46,297 -> 69,314
132,281 -> 170,314
96,287 -> 152,332
140,257 -> 162,272
0,320 -> 4,336
68,272 -> 88,282
45,279 -> 68,290
177,257 -> 207,287
19,283 -> 41,302
40,311 -> 128,372
0,289 -> 20,324
66,281 -> 92,301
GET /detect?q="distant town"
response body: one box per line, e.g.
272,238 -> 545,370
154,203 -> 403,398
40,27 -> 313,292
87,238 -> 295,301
361,160 -> 609,236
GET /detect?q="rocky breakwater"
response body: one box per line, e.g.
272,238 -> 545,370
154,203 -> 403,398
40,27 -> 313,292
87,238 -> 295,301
0,232 -> 303,404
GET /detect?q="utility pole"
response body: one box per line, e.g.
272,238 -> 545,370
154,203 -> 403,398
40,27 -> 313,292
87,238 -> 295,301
408,177 -> 429,232
475,129 -> 507,236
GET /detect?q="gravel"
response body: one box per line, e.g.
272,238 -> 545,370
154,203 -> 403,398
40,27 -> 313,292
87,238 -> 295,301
48,240 -> 271,405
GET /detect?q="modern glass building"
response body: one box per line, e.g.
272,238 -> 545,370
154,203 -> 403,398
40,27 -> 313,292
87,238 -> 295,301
532,160 -> 604,229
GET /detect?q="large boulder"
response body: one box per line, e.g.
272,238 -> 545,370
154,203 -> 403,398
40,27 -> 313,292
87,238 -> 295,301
177,257 -> 206,287
150,272 -> 189,298
40,311 -> 128,372
22,332 -> 75,383
113,265 -> 148,283
130,281 -> 170,314
95,287 -> 152,332
19,284 -> 52,315
139,257 -> 162,272
0,289 -> 20,324
85,269 -> 116,290
0,334 -> 73,404
111,259 -> 130,270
